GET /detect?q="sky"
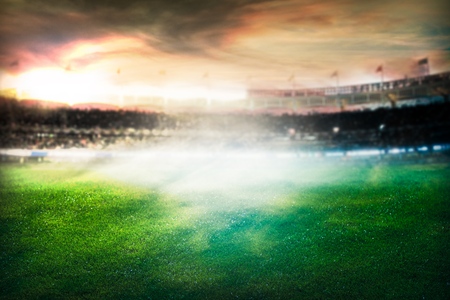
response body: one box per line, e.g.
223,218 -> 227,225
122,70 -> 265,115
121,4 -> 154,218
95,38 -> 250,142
0,0 -> 449,103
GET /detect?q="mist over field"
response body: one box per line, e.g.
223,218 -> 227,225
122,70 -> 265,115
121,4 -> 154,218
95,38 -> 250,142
92,154 -> 374,210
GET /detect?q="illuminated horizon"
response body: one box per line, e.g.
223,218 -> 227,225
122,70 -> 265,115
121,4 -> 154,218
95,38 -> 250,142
1,67 -> 449,107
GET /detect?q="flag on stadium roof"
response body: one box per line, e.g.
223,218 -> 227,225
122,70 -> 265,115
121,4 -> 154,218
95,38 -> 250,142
331,70 -> 338,77
376,65 -> 383,73
418,57 -> 428,65
117,68 -> 121,74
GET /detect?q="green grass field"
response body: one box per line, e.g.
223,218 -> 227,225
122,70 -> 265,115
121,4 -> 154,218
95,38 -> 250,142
1,159 -> 449,299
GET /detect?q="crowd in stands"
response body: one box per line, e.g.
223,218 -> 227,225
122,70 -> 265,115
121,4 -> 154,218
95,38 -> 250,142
1,96 -> 449,153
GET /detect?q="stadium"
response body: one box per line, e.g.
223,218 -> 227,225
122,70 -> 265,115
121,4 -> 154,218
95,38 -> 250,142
1,0 -> 450,299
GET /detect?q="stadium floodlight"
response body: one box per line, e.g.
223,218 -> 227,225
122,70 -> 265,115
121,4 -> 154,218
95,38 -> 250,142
417,146 -> 428,152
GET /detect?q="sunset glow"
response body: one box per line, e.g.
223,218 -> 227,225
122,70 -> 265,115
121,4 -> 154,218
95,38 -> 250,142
7,67 -> 247,105
15,68 -> 112,105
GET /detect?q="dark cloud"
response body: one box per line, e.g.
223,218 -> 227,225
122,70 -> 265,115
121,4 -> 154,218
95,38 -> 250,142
0,0 -> 275,68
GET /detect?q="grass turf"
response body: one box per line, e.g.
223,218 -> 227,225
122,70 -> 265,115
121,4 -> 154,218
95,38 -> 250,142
1,160 -> 449,299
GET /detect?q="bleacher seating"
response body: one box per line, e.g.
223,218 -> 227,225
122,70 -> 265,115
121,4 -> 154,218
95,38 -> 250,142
1,94 -> 449,153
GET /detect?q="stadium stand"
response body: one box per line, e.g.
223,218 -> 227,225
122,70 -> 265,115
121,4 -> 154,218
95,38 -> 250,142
1,72 -> 450,159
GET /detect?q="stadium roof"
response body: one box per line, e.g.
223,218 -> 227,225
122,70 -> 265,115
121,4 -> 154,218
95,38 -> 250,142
0,0 -> 449,104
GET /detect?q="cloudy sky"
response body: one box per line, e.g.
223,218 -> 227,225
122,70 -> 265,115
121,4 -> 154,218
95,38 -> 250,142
0,0 -> 449,102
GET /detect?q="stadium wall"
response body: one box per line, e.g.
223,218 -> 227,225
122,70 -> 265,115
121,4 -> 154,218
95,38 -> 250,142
123,72 -> 450,114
